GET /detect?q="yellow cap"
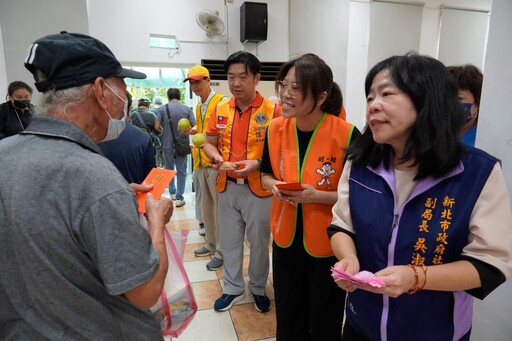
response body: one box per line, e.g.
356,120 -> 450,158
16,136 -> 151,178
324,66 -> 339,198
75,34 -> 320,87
184,65 -> 210,82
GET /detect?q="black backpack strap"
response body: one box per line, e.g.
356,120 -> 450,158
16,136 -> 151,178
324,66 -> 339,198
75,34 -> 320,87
133,110 -> 150,131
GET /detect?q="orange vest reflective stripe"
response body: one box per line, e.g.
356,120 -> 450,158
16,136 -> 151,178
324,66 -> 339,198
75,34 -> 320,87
192,93 -> 225,171
216,97 -> 277,197
268,114 -> 355,257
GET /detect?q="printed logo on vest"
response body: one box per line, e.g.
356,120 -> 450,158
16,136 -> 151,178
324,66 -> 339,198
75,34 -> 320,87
254,112 -> 268,125
316,162 -> 336,186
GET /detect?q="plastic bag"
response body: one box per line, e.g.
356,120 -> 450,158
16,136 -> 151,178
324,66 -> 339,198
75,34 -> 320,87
151,228 -> 197,337
139,215 -> 197,337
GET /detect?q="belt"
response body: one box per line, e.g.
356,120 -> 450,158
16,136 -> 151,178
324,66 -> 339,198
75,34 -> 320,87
227,176 -> 246,185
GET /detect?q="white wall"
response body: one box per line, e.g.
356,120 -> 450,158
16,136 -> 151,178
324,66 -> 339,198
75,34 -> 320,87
0,0 -> 288,99
88,0 -> 226,66
473,0 -> 512,201
0,0 -> 492,121
289,0 -> 351,103
418,7 -> 441,57
344,0 -> 492,131
470,4 -> 512,337
438,8 -> 489,69
466,1 -> 512,339
226,0 -> 289,61
0,0 -> 89,97
418,0 -> 491,10
475,1 -> 512,194
345,1 -> 370,129
87,0 -> 289,67
347,1 -> 430,129
0,21 -> 7,97
368,2 -> 423,68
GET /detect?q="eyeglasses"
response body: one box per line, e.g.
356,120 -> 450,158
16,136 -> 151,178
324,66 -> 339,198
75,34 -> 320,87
278,80 -> 301,98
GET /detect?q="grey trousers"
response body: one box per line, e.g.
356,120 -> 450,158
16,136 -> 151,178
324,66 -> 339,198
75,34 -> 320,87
193,170 -> 203,224
218,181 -> 271,296
197,167 -> 222,260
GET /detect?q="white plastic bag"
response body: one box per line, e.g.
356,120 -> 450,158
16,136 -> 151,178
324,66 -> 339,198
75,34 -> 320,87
150,228 -> 197,337
139,215 -> 197,337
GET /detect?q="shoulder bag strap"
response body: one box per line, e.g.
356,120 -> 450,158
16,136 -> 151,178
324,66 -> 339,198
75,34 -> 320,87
134,110 -> 150,131
165,104 -> 177,141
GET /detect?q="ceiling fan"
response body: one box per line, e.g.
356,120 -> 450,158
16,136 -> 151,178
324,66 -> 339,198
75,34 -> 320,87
195,9 -> 225,38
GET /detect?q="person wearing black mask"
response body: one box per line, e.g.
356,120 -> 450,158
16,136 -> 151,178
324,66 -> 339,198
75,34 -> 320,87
0,80 -> 34,140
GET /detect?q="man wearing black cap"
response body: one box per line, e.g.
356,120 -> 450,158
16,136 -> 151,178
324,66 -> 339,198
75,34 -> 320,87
0,32 -> 172,340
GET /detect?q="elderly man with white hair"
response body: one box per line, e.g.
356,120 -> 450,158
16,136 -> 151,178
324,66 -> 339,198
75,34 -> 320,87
0,31 -> 172,340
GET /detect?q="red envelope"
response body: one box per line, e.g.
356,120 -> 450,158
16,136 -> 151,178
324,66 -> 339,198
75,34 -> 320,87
137,168 -> 176,213
275,182 -> 304,191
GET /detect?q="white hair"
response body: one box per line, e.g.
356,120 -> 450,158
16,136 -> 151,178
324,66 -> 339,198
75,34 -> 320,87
36,84 -> 89,116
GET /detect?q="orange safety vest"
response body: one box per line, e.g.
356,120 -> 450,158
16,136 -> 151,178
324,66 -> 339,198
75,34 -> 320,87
192,92 -> 225,171
268,114 -> 356,257
216,97 -> 278,197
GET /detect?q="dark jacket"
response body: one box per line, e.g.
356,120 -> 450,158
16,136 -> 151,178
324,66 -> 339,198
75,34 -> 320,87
0,101 -> 33,140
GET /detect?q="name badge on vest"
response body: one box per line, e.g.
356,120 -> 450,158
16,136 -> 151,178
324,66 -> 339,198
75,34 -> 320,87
216,116 -> 226,131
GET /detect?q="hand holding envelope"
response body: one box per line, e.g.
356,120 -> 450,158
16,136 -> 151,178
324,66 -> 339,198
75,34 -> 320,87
331,267 -> 386,288
275,182 -> 305,191
137,168 -> 177,213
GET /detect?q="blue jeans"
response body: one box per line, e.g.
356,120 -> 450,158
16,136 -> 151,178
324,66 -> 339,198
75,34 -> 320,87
163,148 -> 188,200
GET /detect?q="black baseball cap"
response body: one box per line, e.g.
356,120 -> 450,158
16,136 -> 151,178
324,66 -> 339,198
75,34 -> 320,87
24,31 -> 146,93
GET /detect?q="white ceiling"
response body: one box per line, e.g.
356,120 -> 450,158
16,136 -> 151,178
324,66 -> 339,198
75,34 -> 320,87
372,0 -> 492,11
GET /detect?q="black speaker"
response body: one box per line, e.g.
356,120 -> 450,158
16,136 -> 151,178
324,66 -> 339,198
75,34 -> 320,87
240,2 -> 268,43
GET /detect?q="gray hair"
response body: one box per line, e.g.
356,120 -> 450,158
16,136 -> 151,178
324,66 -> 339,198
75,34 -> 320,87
36,84 -> 89,116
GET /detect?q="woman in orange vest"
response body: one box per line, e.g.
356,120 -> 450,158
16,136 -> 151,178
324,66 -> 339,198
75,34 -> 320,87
261,54 -> 360,341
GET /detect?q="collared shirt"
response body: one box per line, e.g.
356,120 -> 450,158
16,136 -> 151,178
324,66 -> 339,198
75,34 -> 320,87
199,89 -> 218,120
0,116 -> 162,340
207,91 -> 267,165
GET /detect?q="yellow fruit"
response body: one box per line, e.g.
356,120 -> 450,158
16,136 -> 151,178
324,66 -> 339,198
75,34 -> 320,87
177,118 -> 191,131
192,133 -> 206,147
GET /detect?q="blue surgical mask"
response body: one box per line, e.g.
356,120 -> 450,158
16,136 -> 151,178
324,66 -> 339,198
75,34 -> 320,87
102,83 -> 128,142
460,102 -> 475,122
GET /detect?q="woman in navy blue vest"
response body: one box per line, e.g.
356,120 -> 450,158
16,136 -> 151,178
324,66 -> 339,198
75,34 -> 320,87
328,53 -> 512,341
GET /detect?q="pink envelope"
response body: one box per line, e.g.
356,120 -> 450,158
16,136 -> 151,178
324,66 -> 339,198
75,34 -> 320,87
331,267 -> 386,288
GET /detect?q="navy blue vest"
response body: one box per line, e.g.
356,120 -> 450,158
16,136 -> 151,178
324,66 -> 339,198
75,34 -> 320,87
346,147 -> 497,341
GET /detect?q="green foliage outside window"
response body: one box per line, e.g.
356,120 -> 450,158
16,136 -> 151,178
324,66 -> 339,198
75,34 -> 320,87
128,87 -> 186,107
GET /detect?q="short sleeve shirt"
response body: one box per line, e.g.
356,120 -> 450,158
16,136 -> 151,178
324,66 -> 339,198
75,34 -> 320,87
156,101 -> 196,149
0,116 -> 162,340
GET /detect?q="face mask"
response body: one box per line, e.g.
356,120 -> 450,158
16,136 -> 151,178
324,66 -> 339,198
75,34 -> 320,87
101,83 -> 128,142
12,99 -> 31,110
460,102 -> 475,122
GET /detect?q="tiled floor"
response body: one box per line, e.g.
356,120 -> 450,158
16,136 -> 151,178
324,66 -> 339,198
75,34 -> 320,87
164,191 -> 277,341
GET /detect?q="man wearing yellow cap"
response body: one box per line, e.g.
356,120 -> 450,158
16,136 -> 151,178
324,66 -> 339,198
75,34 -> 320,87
184,66 -> 226,271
